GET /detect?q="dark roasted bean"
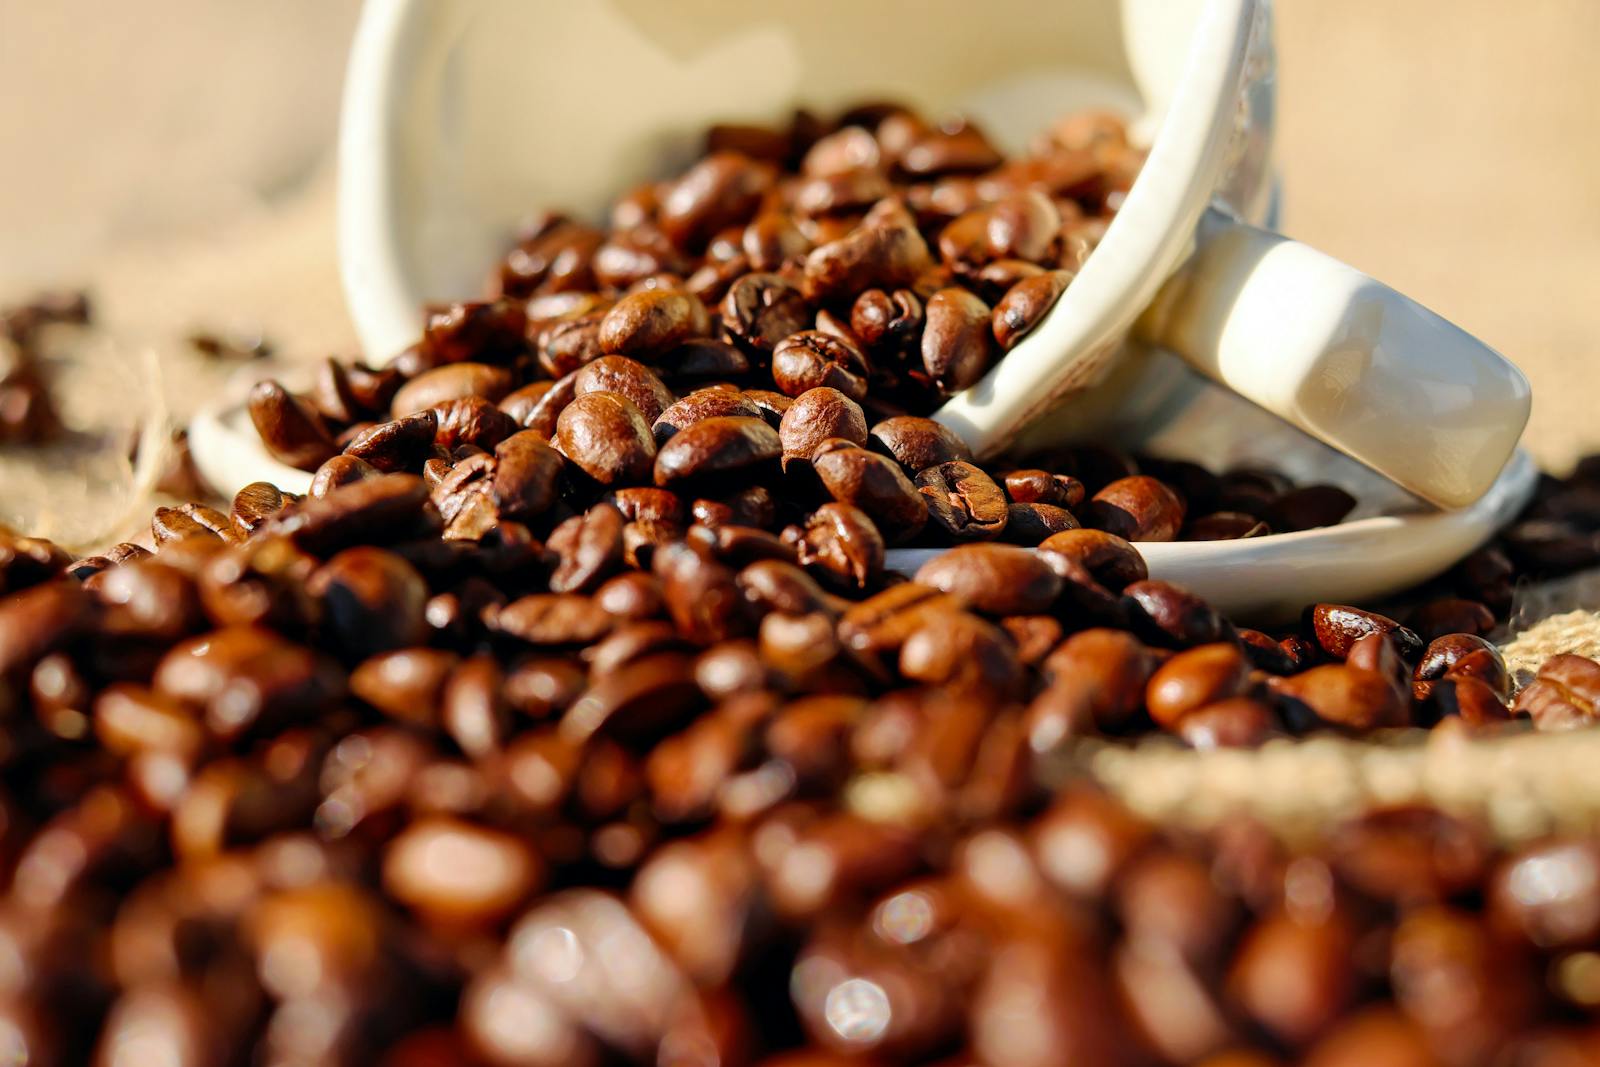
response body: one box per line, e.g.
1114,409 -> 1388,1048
916,460 -> 1008,540
1308,604 -> 1423,660
248,380 -> 338,471
653,388 -> 764,445
547,503 -> 625,594
343,409 -> 439,472
1123,579 -> 1226,647
1087,475 -> 1185,542
556,392 -> 657,486
992,269 -> 1073,349
916,543 -> 1062,616
791,502 -> 884,591
920,288 -> 995,392
390,362 -> 514,417
771,330 -> 870,401
654,416 -> 780,488
1264,484 -> 1358,532
867,415 -> 973,472
1146,643 -> 1253,728
813,445 -> 928,542
778,387 -> 868,469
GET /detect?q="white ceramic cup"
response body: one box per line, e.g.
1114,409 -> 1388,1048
334,0 -> 1528,509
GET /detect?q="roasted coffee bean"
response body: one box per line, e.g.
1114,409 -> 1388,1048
916,460 -> 1008,540
1407,597 -> 1495,642
248,380 -> 338,471
791,502 -> 885,591
658,151 -> 773,252
920,288 -> 994,392
916,543 -> 1062,616
1000,501 -> 1080,544
866,415 -> 973,473
771,330 -> 870,401
343,409 -> 439,472
0,532 -> 71,594
1412,634 -> 1509,700
493,594 -> 614,647
1123,580 -> 1227,648
778,387 -> 868,469
1146,643 -> 1253,728
595,289 -> 703,360
151,502 -> 235,546
568,356 -> 673,424
0,579 -> 91,676
720,273 -> 811,353
310,453 -> 379,498
1490,838 -> 1600,948
1002,468 -> 1085,509
350,647 -> 458,725
1431,675 -> 1511,726
96,558 -> 205,640
421,299 -> 529,365
992,270 -> 1073,349
1087,475 -> 1185,542
813,444 -> 928,542
390,362 -> 514,417
308,547 -> 429,658
1512,653 -> 1600,730
500,376 -> 573,436
850,287 -> 923,352
153,626 -> 344,740
900,610 -> 1022,696
1228,909 -> 1357,1047
693,486 -> 777,530
383,815 -> 541,926
556,392 -> 657,486
270,473 -> 437,555
547,503 -> 625,593
653,388 -> 763,445
1272,663 -> 1408,731
1176,698 -> 1281,749
1263,485 -> 1358,532
430,395 -> 520,452
1307,604 -> 1423,660
654,416 -> 780,488
230,481 -> 290,536
802,212 -> 933,303
742,211 -> 813,271
489,430 -> 563,520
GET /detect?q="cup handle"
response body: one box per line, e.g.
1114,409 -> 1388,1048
1135,206 -> 1531,509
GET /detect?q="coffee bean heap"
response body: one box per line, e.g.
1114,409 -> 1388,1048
2,102 -> 1600,1061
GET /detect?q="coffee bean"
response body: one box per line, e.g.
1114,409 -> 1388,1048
1263,485 -> 1357,532
1431,675 -> 1511,727
153,626 -> 344,740
597,289 -> 705,359
900,609 -> 1022,696
556,392 -> 657,486
1087,476 -> 1185,542
309,454 -> 379,499
350,647 -> 458,726
1307,604 -> 1423,660
1123,580 -> 1226,647
1183,512 -> 1270,540
309,547 -> 429,658
96,558 -> 204,640
654,388 -> 763,445
916,543 -> 1062,616
1513,653 -> 1600,730
343,409 -> 439,472
920,288 -> 995,392
993,270 -> 1073,350
916,460 -> 1008,540
1000,502 -> 1080,544
719,273 -> 811,354
658,151 -> 773,252
771,330 -> 870,401
390,363 -> 514,417
1228,909 -> 1357,1046
431,395 -> 520,452
547,503 -> 625,594
1271,663 -> 1408,731
1490,839 -> 1600,948
813,445 -> 928,542
492,594 -> 614,647
778,388 -> 868,470
230,481 -> 290,537
654,416 -> 780,488
1413,634 -> 1508,701
249,380 -> 338,471
791,503 -> 884,591
1175,698 -> 1280,749
1145,643 -> 1253,728
802,213 -> 933,303
866,416 -> 973,473
383,815 -> 541,926
1407,597 -> 1495,642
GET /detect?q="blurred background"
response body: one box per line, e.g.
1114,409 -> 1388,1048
1,0 -> 1597,539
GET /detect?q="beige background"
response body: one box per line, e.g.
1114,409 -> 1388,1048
1,0 -> 1597,541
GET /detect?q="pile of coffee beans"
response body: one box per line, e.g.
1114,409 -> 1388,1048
247,105 -> 1361,549
4,103 -> 1600,1062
